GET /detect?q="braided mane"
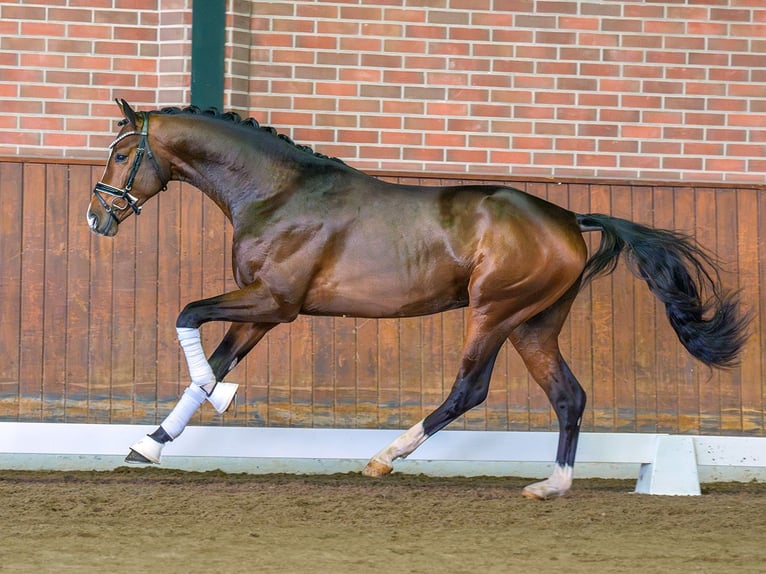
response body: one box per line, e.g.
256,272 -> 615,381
155,105 -> 346,165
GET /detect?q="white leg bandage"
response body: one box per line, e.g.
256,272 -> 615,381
160,384 -> 207,439
177,327 -> 215,386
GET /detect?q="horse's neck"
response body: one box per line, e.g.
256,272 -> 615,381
166,121 -> 285,219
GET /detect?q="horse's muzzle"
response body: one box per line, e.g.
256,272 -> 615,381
86,207 -> 118,237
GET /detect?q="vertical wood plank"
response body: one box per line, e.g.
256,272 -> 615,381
42,164 -> 69,422
632,185 -> 657,432
354,317 -> 379,428
109,203 -> 137,423
19,163 -> 46,420
524,181 -> 553,430
611,185 -> 637,432
132,178 -> 160,423
155,182 -> 182,419
675,186 -> 700,433
88,165 -> 114,422
0,162 -> 23,419
562,185 -> 614,430
198,196 -> 229,427
716,188 -> 742,433
311,316 -> 335,426
652,186 -> 680,433
377,318 -> 401,427
399,316 -> 422,427
736,188 -> 762,434
334,317 -> 358,427
64,164 -> 93,423
695,187 -> 720,434
290,316 -> 314,426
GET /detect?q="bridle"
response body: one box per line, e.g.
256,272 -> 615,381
93,111 -> 168,223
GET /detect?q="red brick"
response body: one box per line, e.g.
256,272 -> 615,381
490,150 -> 531,165
19,116 -> 64,131
622,125 -> 661,139
340,68 -> 381,82
384,39 -> 427,53
513,137 -> 553,149
448,118 -> 489,132
537,122 -> 576,135
44,132 -> 88,147
643,111 -> 683,124
728,144 -> 765,156
360,145 -> 400,160
470,104 -> 511,118
338,130 -> 379,144
663,127 -> 704,140
406,86 -> 446,100
579,124 -> 618,137
382,131 -> 421,146
20,84 -> 65,99
534,152 -> 573,166
402,147 -> 446,162
469,135 -> 510,149
405,56 -> 447,70
426,72 -> 468,86
557,138 -> 594,151
514,106 -> 555,120
425,133 -> 466,147
706,158 -> 747,172
577,154 -> 616,167
1,5 -> 47,19
491,90 -> 533,104
406,25 -> 447,40
685,142 -> 724,156
621,155 -> 660,169
384,70 -> 425,84
663,157 -> 703,171
641,141 -> 682,155
2,37 -> 46,51
20,53 -> 66,68
449,27 -> 490,42
578,94 -> 619,107
404,117 -> 444,131
535,92 -> 575,106
385,100 -> 425,115
427,102 -> 468,116
446,148 -> 486,163
558,16 -> 599,30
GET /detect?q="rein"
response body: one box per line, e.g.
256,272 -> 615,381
93,111 -> 168,223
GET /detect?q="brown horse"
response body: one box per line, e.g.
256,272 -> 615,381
87,100 -> 748,499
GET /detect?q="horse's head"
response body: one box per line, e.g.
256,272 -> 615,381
87,99 -> 169,236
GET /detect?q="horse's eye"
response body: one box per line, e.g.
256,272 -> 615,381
115,153 -> 129,163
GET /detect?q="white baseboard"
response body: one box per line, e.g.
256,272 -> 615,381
1,422 -> 764,493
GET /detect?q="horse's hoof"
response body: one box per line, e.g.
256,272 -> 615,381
362,459 -> 393,478
206,381 -> 239,414
125,449 -> 154,464
125,435 -> 163,464
521,486 -> 550,500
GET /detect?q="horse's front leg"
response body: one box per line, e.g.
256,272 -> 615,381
126,280 -> 304,463
126,321 -> 276,464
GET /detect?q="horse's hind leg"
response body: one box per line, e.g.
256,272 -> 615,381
509,284 -> 586,499
363,312 -> 508,477
126,322 -> 273,464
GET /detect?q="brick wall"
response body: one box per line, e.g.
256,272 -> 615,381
1,0 -> 764,183
0,0 -> 191,155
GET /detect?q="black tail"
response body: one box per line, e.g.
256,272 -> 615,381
576,213 -> 750,368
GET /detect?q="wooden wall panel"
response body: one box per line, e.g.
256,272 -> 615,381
0,158 -> 764,438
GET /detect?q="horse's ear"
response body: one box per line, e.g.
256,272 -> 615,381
115,98 -> 138,128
